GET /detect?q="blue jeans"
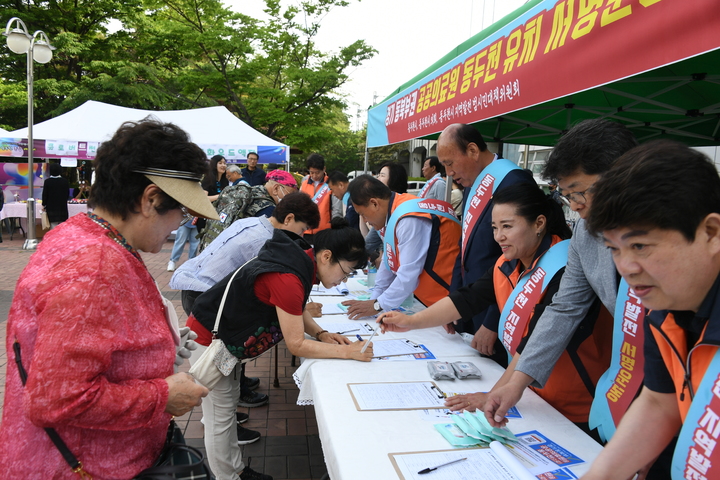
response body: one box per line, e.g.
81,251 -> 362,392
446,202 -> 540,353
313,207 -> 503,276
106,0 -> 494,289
170,225 -> 199,262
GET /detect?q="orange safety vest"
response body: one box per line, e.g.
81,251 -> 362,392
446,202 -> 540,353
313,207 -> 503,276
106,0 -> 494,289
650,313 -> 718,420
301,175 -> 332,236
493,235 -> 613,423
387,193 -> 461,306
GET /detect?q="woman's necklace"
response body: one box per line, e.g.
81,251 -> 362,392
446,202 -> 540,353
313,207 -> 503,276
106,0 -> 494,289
86,213 -> 143,262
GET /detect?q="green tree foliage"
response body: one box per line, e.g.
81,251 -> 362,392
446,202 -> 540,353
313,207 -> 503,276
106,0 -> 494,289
0,0 -> 146,127
367,140 -> 411,172
292,105 -> 365,174
0,0 -> 375,154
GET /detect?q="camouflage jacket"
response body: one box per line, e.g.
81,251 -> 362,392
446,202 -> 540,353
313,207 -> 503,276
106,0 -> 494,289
197,184 -> 275,252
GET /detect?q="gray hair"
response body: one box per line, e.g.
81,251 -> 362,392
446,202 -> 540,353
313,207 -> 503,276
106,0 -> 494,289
226,165 -> 242,175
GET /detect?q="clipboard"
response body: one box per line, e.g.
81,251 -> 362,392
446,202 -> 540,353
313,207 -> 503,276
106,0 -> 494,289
369,339 -> 428,358
389,448 -> 482,480
389,445 -> 538,480
347,381 -> 447,411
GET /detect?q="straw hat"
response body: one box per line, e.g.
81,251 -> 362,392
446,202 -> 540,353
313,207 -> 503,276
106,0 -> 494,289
134,167 -> 220,220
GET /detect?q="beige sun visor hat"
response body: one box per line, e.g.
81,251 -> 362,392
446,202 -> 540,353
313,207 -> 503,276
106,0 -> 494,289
134,167 -> 220,220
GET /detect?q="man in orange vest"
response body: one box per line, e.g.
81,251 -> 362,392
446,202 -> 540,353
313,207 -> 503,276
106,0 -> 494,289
343,174 -> 460,318
581,141 -> 720,479
300,153 -> 341,240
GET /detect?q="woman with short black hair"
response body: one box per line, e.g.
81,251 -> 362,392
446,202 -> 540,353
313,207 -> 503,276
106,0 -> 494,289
0,118 -> 218,478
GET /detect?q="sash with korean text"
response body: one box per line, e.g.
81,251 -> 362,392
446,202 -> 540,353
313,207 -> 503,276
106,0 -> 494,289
589,278 -> 646,442
312,183 -> 330,205
461,157 -> 519,263
418,173 -> 442,198
383,198 -> 460,274
498,240 -> 570,363
672,350 -> 720,480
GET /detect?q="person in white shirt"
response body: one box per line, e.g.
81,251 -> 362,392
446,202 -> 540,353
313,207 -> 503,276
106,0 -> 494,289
419,156 -> 447,201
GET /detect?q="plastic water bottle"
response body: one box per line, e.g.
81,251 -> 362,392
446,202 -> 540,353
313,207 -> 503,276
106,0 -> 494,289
401,294 -> 414,309
367,262 -> 377,288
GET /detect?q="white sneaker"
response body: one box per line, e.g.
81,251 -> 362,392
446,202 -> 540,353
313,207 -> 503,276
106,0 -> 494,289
167,260 -> 176,272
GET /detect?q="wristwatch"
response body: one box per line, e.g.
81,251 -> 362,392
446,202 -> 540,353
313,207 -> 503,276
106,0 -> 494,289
373,301 -> 382,312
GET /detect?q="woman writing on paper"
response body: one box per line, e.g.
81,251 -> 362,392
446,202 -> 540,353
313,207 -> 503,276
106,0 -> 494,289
185,217 -> 372,480
379,183 -> 612,434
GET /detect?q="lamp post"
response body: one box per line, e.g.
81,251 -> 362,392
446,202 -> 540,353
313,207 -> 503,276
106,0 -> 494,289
3,17 -> 54,250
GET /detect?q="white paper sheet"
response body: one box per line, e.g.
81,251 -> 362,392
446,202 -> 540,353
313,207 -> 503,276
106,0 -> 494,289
348,382 -> 446,410
311,283 -> 350,296
391,448 -> 531,480
370,339 -> 428,358
314,321 -> 375,335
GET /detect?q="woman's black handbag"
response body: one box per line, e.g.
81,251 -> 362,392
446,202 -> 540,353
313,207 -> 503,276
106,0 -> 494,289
134,420 -> 213,479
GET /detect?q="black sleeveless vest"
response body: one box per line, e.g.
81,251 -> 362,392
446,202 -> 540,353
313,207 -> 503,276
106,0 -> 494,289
192,229 -> 314,359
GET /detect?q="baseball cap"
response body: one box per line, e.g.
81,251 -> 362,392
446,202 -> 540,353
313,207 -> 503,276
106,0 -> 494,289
266,170 -> 298,189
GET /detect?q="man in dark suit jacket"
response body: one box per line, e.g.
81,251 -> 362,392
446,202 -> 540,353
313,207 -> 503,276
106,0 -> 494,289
41,163 -> 70,228
438,123 -> 535,367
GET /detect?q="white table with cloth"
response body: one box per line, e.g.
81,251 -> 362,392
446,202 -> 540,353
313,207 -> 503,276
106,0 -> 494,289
0,202 -> 88,235
295,276 -> 604,480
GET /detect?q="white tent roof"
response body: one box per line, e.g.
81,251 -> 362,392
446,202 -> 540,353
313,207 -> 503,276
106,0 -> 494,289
8,100 -> 288,163
10,100 -> 284,146
0,127 -> 10,136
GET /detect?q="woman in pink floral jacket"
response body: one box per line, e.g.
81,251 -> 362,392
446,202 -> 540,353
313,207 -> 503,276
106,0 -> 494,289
0,119 -> 218,479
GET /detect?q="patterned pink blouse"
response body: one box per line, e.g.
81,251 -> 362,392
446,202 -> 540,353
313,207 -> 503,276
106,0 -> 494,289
0,214 -> 174,479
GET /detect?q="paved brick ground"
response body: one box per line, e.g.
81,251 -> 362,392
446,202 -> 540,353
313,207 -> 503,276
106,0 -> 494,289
0,229 -> 327,480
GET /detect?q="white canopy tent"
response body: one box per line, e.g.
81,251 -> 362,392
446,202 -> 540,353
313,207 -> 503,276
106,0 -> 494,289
9,100 -> 289,164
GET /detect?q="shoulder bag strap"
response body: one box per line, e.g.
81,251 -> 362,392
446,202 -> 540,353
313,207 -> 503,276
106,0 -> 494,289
211,256 -> 257,335
13,340 -> 92,478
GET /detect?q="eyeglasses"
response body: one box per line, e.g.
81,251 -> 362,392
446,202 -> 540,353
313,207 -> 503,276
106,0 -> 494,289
277,183 -> 297,199
338,262 -> 355,282
179,207 -> 194,226
558,187 -> 592,206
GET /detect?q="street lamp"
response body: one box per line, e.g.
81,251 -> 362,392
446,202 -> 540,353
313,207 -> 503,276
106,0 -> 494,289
3,17 -> 55,250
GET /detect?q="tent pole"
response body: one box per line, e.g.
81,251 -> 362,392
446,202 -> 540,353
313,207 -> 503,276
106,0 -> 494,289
363,140 -> 369,174
24,40 -> 37,250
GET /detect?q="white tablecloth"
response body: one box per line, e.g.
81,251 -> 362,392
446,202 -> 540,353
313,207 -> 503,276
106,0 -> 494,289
294,325 -> 479,405
309,356 -> 603,480
299,275 -> 603,480
1,202 -> 88,236
0,202 -> 88,220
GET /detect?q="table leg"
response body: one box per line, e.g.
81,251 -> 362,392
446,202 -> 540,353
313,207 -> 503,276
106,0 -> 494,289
273,347 -> 280,388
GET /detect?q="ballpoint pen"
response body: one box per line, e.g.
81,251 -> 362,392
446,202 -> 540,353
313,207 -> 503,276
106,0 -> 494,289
417,457 -> 467,474
360,321 -> 381,353
337,328 -> 360,334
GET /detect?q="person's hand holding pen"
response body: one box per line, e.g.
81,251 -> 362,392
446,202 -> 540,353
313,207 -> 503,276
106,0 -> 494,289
347,337 -> 373,361
375,311 -> 414,333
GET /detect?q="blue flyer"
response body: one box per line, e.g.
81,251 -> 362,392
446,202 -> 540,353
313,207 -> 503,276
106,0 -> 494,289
515,430 -> 585,467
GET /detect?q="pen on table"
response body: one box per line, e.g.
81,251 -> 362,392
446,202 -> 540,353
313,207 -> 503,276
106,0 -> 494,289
417,457 -> 467,475
360,320 -> 381,353
337,328 -> 359,334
